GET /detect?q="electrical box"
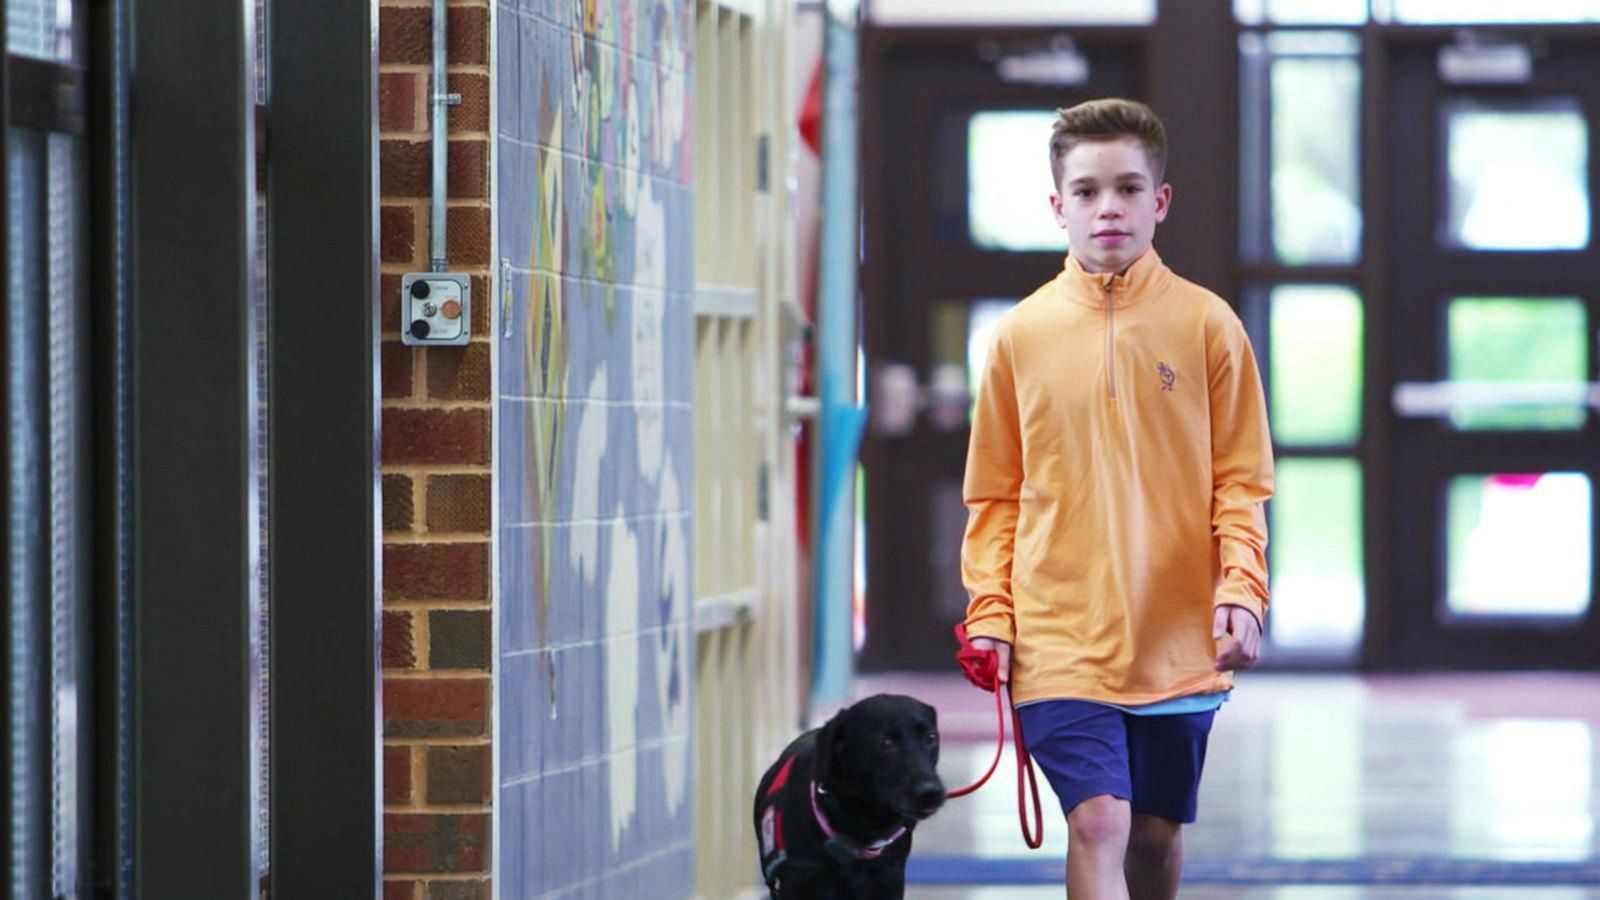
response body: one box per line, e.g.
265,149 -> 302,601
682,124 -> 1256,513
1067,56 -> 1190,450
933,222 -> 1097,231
399,272 -> 472,346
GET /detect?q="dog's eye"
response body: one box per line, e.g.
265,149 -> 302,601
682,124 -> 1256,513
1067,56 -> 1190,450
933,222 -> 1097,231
880,735 -> 899,751
925,732 -> 939,747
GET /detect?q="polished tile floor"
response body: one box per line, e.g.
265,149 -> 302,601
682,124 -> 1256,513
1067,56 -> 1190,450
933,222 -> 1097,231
853,672 -> 1600,899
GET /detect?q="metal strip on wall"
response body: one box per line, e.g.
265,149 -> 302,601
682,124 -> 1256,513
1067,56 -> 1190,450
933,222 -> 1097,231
266,0 -> 381,894
87,0 -> 135,889
2,4 -> 14,886
127,0 -> 260,893
7,124 -> 52,900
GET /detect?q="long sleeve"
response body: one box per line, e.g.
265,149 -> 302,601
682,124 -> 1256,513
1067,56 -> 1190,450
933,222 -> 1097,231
1207,314 -> 1275,624
961,327 -> 1024,643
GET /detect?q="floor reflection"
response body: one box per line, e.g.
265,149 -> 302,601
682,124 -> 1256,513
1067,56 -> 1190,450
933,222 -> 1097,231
852,672 -> 1600,897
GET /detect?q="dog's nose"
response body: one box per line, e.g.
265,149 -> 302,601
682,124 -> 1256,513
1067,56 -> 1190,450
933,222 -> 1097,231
913,781 -> 946,810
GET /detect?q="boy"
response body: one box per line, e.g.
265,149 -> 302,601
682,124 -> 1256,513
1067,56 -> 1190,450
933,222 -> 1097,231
961,98 -> 1273,899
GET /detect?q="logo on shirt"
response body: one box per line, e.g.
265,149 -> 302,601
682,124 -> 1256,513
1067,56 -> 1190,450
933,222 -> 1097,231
1157,362 -> 1176,391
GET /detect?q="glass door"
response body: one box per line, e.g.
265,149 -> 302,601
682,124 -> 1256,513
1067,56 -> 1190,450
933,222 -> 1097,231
858,26 -> 1145,670
1381,31 -> 1600,667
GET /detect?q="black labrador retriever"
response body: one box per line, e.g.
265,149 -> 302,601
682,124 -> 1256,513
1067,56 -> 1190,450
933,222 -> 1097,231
752,693 -> 946,899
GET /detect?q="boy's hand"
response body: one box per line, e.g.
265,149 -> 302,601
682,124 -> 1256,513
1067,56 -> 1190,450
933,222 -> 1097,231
968,636 -> 1012,684
1213,605 -> 1261,671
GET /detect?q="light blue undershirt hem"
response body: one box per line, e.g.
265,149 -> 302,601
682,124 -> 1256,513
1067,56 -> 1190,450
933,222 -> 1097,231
1016,690 -> 1231,716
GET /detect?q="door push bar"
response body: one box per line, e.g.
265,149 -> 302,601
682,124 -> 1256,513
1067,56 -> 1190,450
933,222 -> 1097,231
871,362 -> 971,436
1392,380 -> 1600,418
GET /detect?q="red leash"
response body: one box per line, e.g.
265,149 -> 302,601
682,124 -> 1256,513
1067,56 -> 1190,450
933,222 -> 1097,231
947,624 -> 1043,849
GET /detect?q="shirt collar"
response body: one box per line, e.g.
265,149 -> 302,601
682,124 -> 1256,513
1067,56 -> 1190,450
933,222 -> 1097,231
1056,247 -> 1170,310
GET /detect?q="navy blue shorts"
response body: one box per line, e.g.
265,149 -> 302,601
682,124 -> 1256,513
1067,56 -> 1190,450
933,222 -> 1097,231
1016,700 -> 1216,824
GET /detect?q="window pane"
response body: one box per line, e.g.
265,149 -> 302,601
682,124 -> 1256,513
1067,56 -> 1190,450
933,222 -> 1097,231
966,299 -> 1014,411
929,479 -> 969,623
1237,0 -> 1367,24
1446,473 -> 1592,618
1443,98 -> 1589,251
1448,297 -> 1587,431
6,0 -> 66,59
1270,285 -> 1363,445
1272,55 -> 1362,263
930,297 -> 1016,421
1385,0 -> 1600,22
1269,457 -> 1365,652
9,125 -> 48,898
968,112 -> 1063,252
872,0 -> 1155,25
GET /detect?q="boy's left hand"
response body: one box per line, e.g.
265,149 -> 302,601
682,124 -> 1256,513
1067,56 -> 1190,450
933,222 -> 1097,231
1212,605 -> 1262,671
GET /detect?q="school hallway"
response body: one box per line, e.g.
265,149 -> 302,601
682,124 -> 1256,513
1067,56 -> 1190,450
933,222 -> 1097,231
864,671 -> 1600,899
11,0 -> 1600,896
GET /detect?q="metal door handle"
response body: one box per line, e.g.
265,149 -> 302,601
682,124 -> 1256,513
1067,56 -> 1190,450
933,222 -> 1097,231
871,362 -> 971,436
1392,380 -> 1600,418
786,395 -> 820,420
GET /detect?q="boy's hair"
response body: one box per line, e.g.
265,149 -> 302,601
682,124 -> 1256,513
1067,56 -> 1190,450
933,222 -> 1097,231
1049,98 -> 1167,188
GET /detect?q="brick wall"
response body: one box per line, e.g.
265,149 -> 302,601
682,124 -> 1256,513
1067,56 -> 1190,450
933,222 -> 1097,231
378,1 -> 494,897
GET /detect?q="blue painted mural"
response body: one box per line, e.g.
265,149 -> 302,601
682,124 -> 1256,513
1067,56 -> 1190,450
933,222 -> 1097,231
496,0 -> 695,894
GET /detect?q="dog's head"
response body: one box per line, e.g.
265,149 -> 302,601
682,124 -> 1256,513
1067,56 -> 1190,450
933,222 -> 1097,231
816,693 -> 946,824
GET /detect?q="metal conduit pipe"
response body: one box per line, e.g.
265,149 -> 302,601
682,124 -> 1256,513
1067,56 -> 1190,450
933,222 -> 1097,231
431,0 -> 460,272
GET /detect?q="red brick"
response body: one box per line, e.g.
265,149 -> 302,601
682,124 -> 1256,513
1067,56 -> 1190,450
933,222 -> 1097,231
383,610 -> 417,669
378,4 -> 487,68
384,678 -> 488,739
447,140 -> 488,201
425,744 -> 490,805
385,745 -> 414,804
383,541 -> 489,602
470,276 -> 489,337
379,7 -> 431,65
446,73 -> 490,133
383,473 -> 414,531
428,609 -> 490,671
380,72 -> 422,132
383,813 -> 488,873
381,139 -> 431,199
427,879 -> 488,900
382,205 -> 417,264
383,880 -> 420,900
425,474 -> 490,533
445,206 -> 490,267
381,341 -> 415,400
426,343 -> 490,403
381,273 -> 405,329
447,7 -> 487,66
382,408 -> 489,466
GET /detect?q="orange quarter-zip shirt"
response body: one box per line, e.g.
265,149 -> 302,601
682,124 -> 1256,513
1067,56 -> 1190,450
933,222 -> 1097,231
961,249 -> 1274,706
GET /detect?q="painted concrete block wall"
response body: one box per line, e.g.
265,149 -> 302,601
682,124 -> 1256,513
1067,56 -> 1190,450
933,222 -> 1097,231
496,1 -> 695,895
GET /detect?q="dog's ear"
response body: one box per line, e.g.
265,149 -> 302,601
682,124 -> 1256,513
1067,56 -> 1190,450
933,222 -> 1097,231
815,708 -> 849,785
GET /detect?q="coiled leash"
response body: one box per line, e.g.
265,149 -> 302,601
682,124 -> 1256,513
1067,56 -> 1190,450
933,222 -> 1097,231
947,623 -> 1044,849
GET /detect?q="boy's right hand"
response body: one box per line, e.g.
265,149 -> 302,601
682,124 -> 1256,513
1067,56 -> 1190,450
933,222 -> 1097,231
968,637 -> 1011,684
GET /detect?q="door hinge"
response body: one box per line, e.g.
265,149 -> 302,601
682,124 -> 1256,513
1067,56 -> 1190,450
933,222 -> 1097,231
756,133 -> 770,193
757,461 -> 770,521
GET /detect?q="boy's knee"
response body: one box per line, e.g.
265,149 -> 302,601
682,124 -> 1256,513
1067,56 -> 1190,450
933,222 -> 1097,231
1127,815 -> 1182,860
1067,794 -> 1131,847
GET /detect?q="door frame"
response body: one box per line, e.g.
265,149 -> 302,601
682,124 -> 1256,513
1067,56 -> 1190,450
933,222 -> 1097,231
857,10 -> 1600,674
856,0 -> 1239,672
1369,25 -> 1600,669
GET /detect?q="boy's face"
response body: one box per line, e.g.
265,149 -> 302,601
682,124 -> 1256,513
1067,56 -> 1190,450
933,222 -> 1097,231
1050,136 -> 1171,275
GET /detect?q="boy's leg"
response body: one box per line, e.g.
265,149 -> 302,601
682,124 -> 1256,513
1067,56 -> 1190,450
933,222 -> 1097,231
1016,701 -> 1135,900
1125,814 -> 1181,900
1122,709 -> 1216,900
1067,794 -> 1132,900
